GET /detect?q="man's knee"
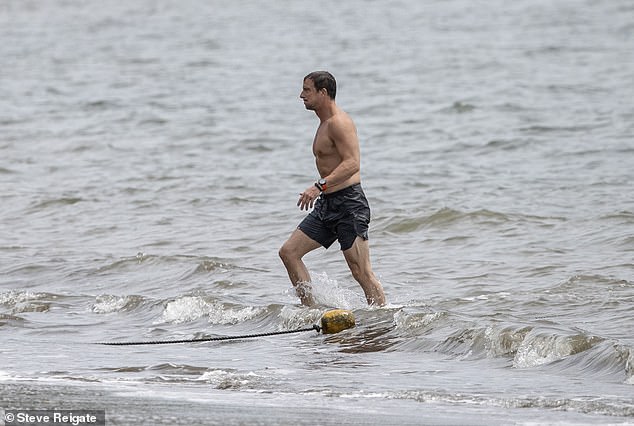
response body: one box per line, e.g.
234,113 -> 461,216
279,241 -> 299,264
278,244 -> 291,263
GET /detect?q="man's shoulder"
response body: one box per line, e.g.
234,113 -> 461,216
324,112 -> 359,149
325,110 -> 356,133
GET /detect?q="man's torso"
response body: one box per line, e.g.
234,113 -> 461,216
312,111 -> 361,192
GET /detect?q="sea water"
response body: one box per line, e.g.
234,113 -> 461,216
1,0 -> 633,424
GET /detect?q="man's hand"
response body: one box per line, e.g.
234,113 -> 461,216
297,185 -> 322,211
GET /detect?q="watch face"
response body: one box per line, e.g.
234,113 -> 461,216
319,178 -> 327,185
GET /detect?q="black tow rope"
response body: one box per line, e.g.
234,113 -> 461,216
97,324 -> 321,346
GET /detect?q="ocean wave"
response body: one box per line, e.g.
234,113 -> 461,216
438,101 -> 476,114
394,308 -> 448,335
91,294 -> 147,314
388,305 -> 634,384
544,274 -> 633,303
388,389 -> 634,417
159,295 -> 263,325
94,253 -> 236,275
0,313 -> 26,326
620,347 -> 634,385
29,197 -> 83,211
512,328 -> 603,368
519,124 -> 606,135
310,386 -> 634,417
196,370 -> 264,390
387,207 -> 475,233
278,305 -> 322,331
599,210 -> 634,222
0,290 -> 56,314
104,363 -> 267,389
553,341 -> 634,384
376,207 -> 562,235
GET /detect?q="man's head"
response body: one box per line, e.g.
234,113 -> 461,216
301,71 -> 336,111
304,71 -> 337,100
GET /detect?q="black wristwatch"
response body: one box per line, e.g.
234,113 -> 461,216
315,178 -> 328,192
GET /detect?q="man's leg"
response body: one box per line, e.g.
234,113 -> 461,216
343,237 -> 386,306
279,229 -> 322,306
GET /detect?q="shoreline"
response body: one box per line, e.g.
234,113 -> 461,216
1,380 -> 627,426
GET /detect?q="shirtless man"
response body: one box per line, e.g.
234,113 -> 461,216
279,71 -> 386,306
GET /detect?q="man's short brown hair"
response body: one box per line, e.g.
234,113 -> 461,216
304,71 -> 337,99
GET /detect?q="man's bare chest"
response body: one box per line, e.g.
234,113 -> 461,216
312,125 -> 336,157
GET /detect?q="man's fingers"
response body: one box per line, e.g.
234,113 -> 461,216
297,188 -> 319,210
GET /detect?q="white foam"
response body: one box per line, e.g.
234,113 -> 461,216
394,310 -> 445,331
207,304 -> 260,325
197,370 -> 260,384
278,305 -> 321,330
92,294 -> 134,313
625,349 -> 634,385
160,296 -> 261,325
306,272 -> 367,310
161,296 -> 211,324
0,290 -> 39,305
0,370 -> 15,381
514,338 -> 565,368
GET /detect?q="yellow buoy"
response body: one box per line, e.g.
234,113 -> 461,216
320,309 -> 355,334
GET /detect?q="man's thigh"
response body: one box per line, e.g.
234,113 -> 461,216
283,228 -> 322,257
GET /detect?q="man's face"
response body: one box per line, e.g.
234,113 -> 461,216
300,78 -> 325,110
